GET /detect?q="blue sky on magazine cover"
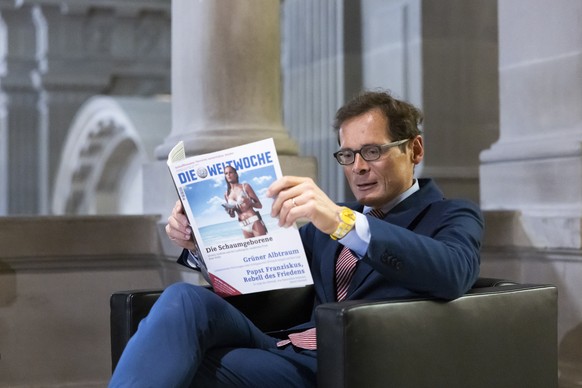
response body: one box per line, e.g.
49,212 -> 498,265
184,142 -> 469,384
183,164 -> 277,228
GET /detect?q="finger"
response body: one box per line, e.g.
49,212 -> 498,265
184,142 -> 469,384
171,199 -> 182,215
280,192 -> 315,228
165,223 -> 178,240
276,197 -> 297,227
171,201 -> 189,225
165,218 -> 191,241
167,211 -> 191,240
165,223 -> 195,250
266,176 -> 308,199
269,178 -> 309,217
168,209 -> 189,231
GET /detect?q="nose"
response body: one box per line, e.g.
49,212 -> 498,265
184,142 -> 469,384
351,153 -> 369,175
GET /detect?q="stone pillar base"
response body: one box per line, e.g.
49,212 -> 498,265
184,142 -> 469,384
482,210 -> 582,250
481,210 -> 582,388
480,136 -> 582,249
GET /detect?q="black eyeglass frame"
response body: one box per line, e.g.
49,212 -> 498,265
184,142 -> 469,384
333,139 -> 410,165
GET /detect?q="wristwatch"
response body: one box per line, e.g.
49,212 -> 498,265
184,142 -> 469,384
330,207 -> 356,240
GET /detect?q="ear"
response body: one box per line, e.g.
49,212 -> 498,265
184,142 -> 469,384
410,135 -> 424,165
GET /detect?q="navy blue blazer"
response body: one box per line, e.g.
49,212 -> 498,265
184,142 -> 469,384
296,178 -> 483,329
179,178 -> 483,331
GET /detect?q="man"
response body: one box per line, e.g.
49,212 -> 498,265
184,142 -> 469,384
109,90 -> 483,387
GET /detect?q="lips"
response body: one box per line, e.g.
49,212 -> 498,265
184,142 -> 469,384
356,181 -> 377,191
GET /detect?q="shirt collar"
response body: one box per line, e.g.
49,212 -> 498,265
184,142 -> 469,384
364,179 -> 420,215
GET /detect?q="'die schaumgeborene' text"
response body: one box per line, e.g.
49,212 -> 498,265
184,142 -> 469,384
206,236 -> 274,253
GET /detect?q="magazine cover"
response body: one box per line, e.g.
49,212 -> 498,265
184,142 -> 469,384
167,138 -> 314,296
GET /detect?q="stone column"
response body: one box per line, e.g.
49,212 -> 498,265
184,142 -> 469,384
479,2 -> 582,385
420,0 -> 499,203
0,93 -> 5,215
155,0 -> 300,158
146,0 -> 316,242
280,0 -> 499,204
480,0 -> 582,249
0,3 -> 42,214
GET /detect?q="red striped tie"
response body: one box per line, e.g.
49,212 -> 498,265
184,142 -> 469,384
276,208 -> 384,350
334,246 -> 358,302
335,208 -> 384,301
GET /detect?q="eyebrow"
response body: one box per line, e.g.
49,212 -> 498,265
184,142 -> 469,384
339,143 -> 385,150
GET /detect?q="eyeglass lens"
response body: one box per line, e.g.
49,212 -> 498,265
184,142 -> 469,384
335,145 -> 382,164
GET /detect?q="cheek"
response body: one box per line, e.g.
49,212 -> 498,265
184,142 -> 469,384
372,164 -> 393,183
373,163 -> 404,188
342,166 -> 352,180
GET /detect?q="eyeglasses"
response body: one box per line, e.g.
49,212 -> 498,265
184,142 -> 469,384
333,139 -> 410,165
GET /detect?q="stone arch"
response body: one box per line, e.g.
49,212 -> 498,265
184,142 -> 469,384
52,95 -> 170,215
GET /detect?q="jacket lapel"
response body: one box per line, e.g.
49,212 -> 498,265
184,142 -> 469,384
347,179 -> 444,298
321,242 -> 343,302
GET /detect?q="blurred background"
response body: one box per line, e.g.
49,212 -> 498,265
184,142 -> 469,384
0,0 -> 581,386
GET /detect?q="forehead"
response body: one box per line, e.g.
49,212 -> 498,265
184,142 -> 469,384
338,109 -> 391,145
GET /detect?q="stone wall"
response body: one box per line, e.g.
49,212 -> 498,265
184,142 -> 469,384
0,215 -> 198,387
482,211 -> 582,387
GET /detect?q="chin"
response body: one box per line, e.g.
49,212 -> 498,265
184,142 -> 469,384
355,196 -> 378,207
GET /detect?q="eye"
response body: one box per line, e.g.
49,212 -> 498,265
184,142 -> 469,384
363,146 -> 380,158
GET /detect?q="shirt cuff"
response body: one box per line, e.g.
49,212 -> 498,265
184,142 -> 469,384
338,211 -> 370,258
186,250 -> 202,268
186,251 -> 212,284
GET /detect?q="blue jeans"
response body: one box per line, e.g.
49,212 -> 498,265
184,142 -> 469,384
109,283 -> 317,387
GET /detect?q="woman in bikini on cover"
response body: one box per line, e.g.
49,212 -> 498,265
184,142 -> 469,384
223,166 -> 268,238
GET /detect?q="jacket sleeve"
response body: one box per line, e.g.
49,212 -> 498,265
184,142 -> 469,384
364,199 -> 483,300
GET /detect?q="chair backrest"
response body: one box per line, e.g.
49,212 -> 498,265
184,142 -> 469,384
316,282 -> 558,388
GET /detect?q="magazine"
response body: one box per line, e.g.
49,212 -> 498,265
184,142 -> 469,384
167,138 -> 314,296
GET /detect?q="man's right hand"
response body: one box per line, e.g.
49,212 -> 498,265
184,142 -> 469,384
165,200 -> 196,251
267,176 -> 342,234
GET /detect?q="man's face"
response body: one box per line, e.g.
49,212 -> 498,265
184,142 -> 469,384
338,108 -> 423,207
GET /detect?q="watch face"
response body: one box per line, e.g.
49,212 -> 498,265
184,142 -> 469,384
331,208 -> 356,240
340,208 -> 356,222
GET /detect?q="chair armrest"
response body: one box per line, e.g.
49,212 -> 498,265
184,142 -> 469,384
110,285 -> 314,372
315,283 -> 558,388
110,289 -> 163,372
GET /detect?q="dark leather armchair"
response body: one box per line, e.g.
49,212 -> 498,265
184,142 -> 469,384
110,278 -> 558,388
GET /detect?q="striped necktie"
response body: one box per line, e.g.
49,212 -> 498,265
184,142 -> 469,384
335,207 -> 384,301
277,208 -> 384,350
